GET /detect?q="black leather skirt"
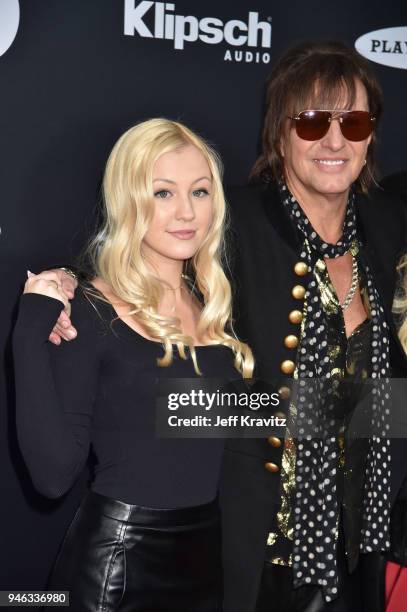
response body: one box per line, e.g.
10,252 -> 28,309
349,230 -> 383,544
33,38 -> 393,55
46,491 -> 223,612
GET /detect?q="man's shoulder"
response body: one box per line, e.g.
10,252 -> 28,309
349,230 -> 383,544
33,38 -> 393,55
225,183 -> 264,199
225,182 -> 279,219
380,171 -> 407,202
365,185 -> 406,207
358,187 -> 407,256
359,187 -> 407,229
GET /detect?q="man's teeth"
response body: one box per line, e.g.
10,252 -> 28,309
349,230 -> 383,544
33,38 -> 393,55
315,159 -> 345,165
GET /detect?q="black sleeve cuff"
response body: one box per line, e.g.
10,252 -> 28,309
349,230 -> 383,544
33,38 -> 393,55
15,293 -> 65,338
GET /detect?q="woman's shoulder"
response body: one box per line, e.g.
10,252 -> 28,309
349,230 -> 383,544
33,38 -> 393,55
73,282 -> 114,326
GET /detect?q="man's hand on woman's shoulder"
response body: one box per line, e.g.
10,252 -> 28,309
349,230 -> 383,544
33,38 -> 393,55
24,268 -> 79,345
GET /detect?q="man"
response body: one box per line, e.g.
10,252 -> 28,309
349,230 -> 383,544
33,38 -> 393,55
37,42 -> 407,611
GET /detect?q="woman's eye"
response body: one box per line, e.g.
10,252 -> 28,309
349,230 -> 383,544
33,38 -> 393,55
193,188 -> 209,198
154,190 -> 171,199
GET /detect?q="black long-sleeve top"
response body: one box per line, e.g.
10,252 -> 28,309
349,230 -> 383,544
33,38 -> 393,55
12,288 -> 237,508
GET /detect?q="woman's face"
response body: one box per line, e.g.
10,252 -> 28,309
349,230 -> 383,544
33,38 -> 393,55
281,79 -> 372,201
142,144 -> 214,267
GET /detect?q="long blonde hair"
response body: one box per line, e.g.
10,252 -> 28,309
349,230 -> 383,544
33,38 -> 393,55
393,254 -> 407,353
84,118 -> 254,377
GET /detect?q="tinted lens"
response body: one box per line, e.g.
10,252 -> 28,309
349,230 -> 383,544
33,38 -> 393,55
340,111 -> 374,141
295,111 -> 331,140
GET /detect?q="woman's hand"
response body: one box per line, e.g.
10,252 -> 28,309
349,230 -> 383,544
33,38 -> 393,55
24,270 -> 75,343
24,270 -> 67,303
23,269 -> 78,345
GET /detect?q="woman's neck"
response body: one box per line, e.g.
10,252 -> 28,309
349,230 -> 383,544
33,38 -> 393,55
144,254 -> 189,316
143,250 -> 185,289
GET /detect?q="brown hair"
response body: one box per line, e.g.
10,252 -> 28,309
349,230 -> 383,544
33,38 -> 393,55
250,41 -> 383,193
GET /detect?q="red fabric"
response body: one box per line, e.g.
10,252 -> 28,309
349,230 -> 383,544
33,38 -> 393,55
386,561 -> 407,611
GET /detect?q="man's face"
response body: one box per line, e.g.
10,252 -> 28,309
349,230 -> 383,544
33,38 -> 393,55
280,79 -> 372,202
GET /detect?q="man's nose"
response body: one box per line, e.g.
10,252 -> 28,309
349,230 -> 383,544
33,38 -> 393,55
320,118 -> 346,150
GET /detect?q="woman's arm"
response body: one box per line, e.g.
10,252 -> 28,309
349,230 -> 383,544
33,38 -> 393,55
12,287 -> 102,499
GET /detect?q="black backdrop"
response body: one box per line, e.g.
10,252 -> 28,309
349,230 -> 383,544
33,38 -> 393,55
1,0 -> 407,592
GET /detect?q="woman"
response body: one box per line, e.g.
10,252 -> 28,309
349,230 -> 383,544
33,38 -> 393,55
12,118 -> 253,611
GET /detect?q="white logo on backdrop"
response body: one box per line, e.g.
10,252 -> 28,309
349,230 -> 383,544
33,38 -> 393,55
124,0 -> 272,64
355,26 -> 407,70
0,0 -> 19,58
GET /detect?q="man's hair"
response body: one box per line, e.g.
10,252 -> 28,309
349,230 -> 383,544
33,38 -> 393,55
250,41 -> 383,193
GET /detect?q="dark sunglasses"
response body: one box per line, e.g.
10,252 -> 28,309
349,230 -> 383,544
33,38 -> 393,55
288,110 -> 376,142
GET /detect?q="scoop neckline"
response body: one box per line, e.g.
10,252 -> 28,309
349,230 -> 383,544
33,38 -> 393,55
83,285 -> 223,349
114,315 -> 223,349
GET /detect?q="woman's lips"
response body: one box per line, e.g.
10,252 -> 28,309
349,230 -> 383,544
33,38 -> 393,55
168,230 -> 197,240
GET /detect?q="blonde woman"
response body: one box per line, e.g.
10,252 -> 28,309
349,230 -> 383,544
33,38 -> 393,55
12,118 -> 253,611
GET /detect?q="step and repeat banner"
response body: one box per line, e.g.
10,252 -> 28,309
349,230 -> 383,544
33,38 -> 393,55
1,0 -> 406,590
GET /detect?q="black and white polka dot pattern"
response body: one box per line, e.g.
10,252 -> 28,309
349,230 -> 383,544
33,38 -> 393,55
279,183 -> 391,602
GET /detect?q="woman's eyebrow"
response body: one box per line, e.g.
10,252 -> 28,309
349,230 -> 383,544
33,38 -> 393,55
153,177 -> 212,183
192,176 -> 212,183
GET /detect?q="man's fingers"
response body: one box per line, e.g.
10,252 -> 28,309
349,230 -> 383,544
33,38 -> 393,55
60,277 -> 77,299
54,269 -> 78,298
54,322 -> 77,340
60,302 -> 71,320
48,331 -> 61,345
57,309 -> 74,329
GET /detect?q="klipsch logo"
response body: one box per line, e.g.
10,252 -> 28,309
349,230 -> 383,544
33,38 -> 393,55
355,26 -> 407,70
124,0 -> 272,64
0,0 -> 20,58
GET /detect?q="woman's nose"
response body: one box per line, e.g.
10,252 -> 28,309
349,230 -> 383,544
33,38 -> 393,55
176,194 -> 195,221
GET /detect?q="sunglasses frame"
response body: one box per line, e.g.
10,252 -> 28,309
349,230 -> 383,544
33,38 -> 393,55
288,109 -> 376,142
